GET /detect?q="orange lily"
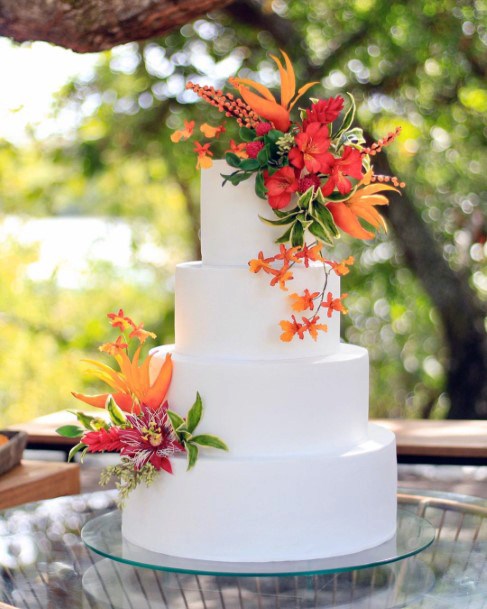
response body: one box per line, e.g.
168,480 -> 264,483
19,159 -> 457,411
229,51 -> 318,132
72,351 -> 173,414
326,171 -> 399,240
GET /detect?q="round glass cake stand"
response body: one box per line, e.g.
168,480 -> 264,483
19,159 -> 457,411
81,508 -> 435,577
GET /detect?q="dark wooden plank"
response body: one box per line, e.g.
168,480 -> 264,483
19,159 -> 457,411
0,460 -> 80,510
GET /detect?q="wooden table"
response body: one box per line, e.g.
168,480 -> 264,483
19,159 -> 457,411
9,411 -> 487,465
0,460 -> 80,510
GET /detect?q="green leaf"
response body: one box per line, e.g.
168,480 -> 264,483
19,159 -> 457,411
105,395 -> 127,426
191,435 -> 229,451
56,425 -> 84,438
254,171 -> 267,199
221,171 -> 252,186
297,186 -> 315,210
225,152 -> 242,168
67,410 -> 95,430
167,409 -> 185,431
308,220 -> 335,246
291,220 -> 305,247
257,147 -> 269,165
186,443 -> 199,470
263,130 -> 283,144
186,393 -> 203,433
68,442 -> 87,462
239,127 -> 256,142
259,212 -> 298,226
336,93 -> 356,137
275,224 -> 294,244
239,158 -> 260,171
312,203 -> 340,238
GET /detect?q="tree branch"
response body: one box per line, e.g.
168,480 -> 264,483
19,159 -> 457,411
0,0 -> 234,52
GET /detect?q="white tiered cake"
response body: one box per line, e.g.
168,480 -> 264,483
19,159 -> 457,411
121,160 -> 397,562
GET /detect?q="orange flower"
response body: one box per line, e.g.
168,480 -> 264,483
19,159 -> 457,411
302,316 -> 328,341
270,266 -> 294,291
274,244 -> 301,264
229,51 -> 318,132
321,292 -> 349,318
99,335 -> 128,356
194,141 -> 214,169
107,309 -> 133,331
200,123 -> 226,138
249,251 -> 275,274
170,120 -> 195,143
226,139 -> 248,159
326,255 -> 355,276
296,242 -> 324,267
290,289 -> 320,312
129,323 -> 157,344
72,351 -> 173,415
326,170 -> 399,240
279,315 -> 306,342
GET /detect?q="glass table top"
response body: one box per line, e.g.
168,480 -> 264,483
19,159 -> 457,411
0,488 -> 486,609
81,508 -> 436,576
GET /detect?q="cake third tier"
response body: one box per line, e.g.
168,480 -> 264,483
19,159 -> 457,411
151,343 -> 369,457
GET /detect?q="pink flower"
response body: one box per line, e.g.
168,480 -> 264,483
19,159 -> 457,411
320,147 -> 364,196
246,141 -> 264,159
255,122 -> 272,136
297,173 -> 321,194
263,166 -> 299,209
119,405 -> 184,472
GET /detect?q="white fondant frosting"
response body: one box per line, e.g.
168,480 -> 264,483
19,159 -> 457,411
122,424 -> 397,562
150,344 -> 369,457
201,160 -> 291,266
175,261 -> 340,359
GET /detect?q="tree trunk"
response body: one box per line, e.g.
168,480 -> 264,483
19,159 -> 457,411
372,152 -> 487,420
0,0 -> 233,52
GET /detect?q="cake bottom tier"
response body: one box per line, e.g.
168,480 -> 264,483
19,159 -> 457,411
122,424 -> 397,562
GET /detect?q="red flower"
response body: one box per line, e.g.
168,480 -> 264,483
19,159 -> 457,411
302,97 -> 344,129
119,405 -> 184,472
246,141 -> 264,159
83,427 -> 124,453
263,166 -> 299,209
289,123 -> 332,174
320,147 -> 364,196
255,122 -> 272,136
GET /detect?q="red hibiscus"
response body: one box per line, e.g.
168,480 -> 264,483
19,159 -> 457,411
302,96 -> 344,129
288,123 -> 332,174
264,166 -> 299,209
83,427 -> 124,453
320,147 -> 364,196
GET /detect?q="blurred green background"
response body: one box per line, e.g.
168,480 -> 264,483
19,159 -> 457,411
0,0 -> 486,426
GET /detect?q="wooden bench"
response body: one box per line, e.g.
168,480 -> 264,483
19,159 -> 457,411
0,460 -> 80,510
9,411 -> 487,465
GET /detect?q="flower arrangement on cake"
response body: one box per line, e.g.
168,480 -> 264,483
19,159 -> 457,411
56,310 -> 227,501
172,50 -> 404,343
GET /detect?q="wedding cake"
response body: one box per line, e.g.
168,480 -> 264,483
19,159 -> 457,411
65,51 -> 403,564
121,161 -> 398,562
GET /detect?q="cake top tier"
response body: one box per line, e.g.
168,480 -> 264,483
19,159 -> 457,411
201,160 -> 285,267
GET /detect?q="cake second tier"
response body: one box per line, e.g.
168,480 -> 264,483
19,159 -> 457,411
151,343 -> 369,457
175,261 -> 341,360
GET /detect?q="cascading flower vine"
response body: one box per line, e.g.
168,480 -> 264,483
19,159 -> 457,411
57,311 -> 228,503
172,50 -> 405,342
